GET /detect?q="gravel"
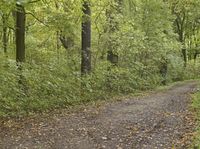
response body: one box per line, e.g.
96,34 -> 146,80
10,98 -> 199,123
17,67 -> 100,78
0,81 -> 197,149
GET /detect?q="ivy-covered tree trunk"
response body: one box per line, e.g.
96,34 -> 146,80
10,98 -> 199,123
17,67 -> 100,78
106,0 -> 122,65
16,4 -> 26,63
81,0 -> 91,75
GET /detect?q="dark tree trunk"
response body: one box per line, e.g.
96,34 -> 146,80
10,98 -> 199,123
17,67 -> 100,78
15,4 -> 28,93
179,32 -> 187,67
160,59 -> 168,85
182,48 -> 187,67
107,51 -> 118,65
81,0 -> 91,75
16,4 -> 26,63
194,50 -> 198,63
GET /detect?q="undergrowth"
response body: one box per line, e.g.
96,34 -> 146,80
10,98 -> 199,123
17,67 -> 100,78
0,54 -> 200,117
191,85 -> 200,149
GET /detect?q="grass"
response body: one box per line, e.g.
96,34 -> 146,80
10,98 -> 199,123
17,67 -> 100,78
0,79 -> 197,118
191,84 -> 200,149
33,79 -> 200,119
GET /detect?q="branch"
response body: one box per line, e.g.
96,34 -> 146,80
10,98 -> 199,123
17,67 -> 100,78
26,11 -> 49,27
28,0 -> 41,4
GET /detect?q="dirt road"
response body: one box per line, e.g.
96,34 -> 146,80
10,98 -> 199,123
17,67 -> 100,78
0,81 -> 197,149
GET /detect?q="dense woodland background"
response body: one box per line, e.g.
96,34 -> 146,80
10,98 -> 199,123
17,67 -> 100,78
0,0 -> 200,116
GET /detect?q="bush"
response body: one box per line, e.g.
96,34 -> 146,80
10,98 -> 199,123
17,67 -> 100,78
0,52 -> 199,117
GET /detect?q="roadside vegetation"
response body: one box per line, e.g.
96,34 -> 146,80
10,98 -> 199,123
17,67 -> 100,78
191,85 -> 200,148
0,0 -> 200,117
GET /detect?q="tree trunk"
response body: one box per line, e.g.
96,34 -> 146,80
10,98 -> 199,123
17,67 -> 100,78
107,51 -> 118,65
182,48 -> 187,67
2,15 -> 8,53
160,59 -> 168,85
15,4 -> 29,94
16,4 -> 26,63
106,0 -> 122,65
194,50 -> 198,63
179,32 -> 187,67
81,0 -> 91,75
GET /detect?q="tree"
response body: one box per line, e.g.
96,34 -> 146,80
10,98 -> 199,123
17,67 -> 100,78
106,0 -> 123,65
81,0 -> 91,74
16,3 -> 26,63
168,0 -> 200,66
0,1 -> 12,54
2,14 -> 8,53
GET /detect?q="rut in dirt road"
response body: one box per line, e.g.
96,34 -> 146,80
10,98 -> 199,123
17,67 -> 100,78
0,81 -> 197,149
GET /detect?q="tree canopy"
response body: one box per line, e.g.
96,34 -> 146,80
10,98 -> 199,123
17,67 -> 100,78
0,0 -> 200,116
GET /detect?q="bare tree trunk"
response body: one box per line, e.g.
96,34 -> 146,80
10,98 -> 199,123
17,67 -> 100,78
182,48 -> 187,67
81,0 -> 91,75
15,3 -> 28,93
194,50 -> 198,63
16,4 -> 26,63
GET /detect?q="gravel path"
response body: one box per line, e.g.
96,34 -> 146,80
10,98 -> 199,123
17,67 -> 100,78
0,81 -> 197,149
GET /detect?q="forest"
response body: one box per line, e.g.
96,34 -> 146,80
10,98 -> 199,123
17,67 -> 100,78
1,0 -> 200,148
1,0 -> 199,116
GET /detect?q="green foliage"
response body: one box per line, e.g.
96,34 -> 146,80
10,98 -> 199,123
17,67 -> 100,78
191,87 -> 200,148
0,0 -> 200,117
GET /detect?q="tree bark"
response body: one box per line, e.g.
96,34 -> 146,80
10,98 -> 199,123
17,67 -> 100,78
194,50 -> 198,63
16,4 -> 26,63
182,48 -> 187,67
81,0 -> 91,75
2,15 -> 8,53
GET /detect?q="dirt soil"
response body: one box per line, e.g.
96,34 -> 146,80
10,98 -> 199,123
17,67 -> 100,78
0,81 -> 198,149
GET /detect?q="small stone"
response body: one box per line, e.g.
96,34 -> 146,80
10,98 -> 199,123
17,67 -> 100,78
102,136 -> 107,140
